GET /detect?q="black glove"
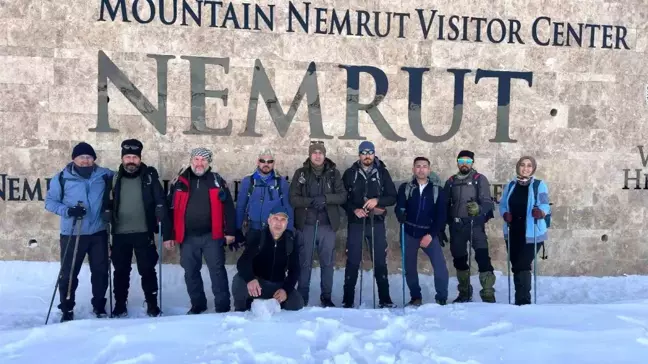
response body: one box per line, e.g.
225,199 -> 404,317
155,204 -> 165,221
311,195 -> 326,210
68,205 -> 86,219
235,229 -> 246,244
101,210 -> 112,223
228,241 -> 243,252
439,230 -> 449,247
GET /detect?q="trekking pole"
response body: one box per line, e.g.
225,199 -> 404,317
400,221 -> 405,309
45,206 -> 82,325
308,219 -> 320,306
469,218 -> 473,276
157,216 -> 163,315
107,222 -> 113,317
358,216 -> 366,308
370,212 -> 376,309
533,219 -> 538,304
506,223 -> 511,305
67,202 -> 85,300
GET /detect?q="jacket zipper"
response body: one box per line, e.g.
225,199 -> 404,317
271,240 -> 277,281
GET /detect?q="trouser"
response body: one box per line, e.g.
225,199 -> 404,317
449,219 -> 494,272
508,221 -> 544,273
179,233 -> 230,312
342,220 -> 391,304
57,230 -> 109,312
404,234 -> 449,301
231,273 -> 304,311
110,232 -> 159,303
297,224 -> 336,304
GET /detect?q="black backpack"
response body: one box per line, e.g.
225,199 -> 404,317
448,172 -> 495,222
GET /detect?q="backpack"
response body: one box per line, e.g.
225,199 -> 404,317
448,172 -> 495,222
246,174 -> 285,204
507,179 -> 552,228
350,167 -> 383,196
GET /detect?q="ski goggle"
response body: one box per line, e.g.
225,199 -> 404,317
457,158 -> 473,165
360,150 -> 374,155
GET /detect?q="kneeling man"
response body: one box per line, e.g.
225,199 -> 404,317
232,206 -> 304,311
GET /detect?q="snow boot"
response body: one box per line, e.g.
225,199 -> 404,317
187,305 -> 207,315
145,293 -> 161,317
379,299 -> 397,309
60,310 -> 74,323
320,295 -> 335,308
436,299 -> 447,306
93,306 -> 108,318
407,298 -> 422,307
514,270 -> 532,305
479,271 -> 496,303
111,302 -> 128,318
453,269 -> 473,303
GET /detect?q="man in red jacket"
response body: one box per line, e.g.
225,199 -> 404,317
165,147 -> 236,314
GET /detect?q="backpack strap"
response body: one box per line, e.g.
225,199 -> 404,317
433,185 -> 439,204
58,171 -> 66,201
532,179 -> 541,206
274,175 -> 284,206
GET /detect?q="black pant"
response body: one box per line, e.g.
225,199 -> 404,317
449,219 -> 494,272
507,222 -> 544,273
180,233 -> 230,312
57,231 -> 109,311
110,232 -> 159,303
231,273 -> 304,311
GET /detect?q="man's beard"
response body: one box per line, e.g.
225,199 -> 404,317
191,166 -> 206,176
459,166 -> 471,174
124,163 -> 140,173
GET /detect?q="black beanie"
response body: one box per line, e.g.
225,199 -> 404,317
121,139 -> 143,158
457,150 -> 475,160
72,142 -> 97,160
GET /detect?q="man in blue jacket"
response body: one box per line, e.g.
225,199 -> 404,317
45,142 -> 114,322
235,149 -> 293,243
395,157 -> 449,306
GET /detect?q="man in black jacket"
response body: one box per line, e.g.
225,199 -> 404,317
289,141 -> 347,307
231,205 -> 303,311
341,141 -> 398,309
165,147 -> 236,314
106,139 -> 172,318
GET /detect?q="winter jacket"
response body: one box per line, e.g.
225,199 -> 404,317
235,170 -> 293,232
289,158 -> 347,232
107,163 -> 172,241
342,158 -> 398,224
45,162 -> 114,236
499,177 -> 550,243
167,167 -> 236,243
394,174 -> 448,239
443,169 -> 494,224
236,227 -> 300,294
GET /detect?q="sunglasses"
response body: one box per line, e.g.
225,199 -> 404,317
310,140 -> 324,144
360,150 -> 374,155
259,158 -> 274,164
123,145 -> 140,150
457,158 -> 473,165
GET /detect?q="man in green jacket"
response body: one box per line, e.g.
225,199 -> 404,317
289,141 -> 347,307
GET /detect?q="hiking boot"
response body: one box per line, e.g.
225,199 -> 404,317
514,271 -> 532,305
320,295 -> 336,308
379,301 -> 397,309
342,301 -> 354,308
187,305 -> 207,315
479,271 -> 496,303
93,306 -> 108,318
111,302 -> 128,318
453,269 -> 473,303
407,298 -> 422,307
60,310 -> 74,323
146,301 -> 161,317
436,299 -> 447,306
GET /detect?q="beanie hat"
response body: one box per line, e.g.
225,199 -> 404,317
358,141 -> 375,154
190,147 -> 213,163
457,150 -> 474,160
121,139 -> 143,158
516,156 -> 537,176
309,141 -> 326,155
72,142 -> 97,160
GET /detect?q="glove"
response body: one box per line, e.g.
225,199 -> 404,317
311,195 -> 326,210
101,210 -> 112,223
532,207 -> 545,219
466,201 -> 480,217
503,212 -> 512,223
68,205 -> 86,218
439,231 -> 448,247
155,204 -> 165,220
228,241 -> 243,252
235,229 -> 246,244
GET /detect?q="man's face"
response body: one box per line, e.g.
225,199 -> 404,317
310,150 -> 325,166
191,156 -> 210,176
122,155 -> 141,173
73,155 -> 94,167
457,157 -> 473,174
518,159 -> 534,177
257,154 -> 274,174
267,213 -> 288,236
413,160 -> 430,179
359,150 -> 375,166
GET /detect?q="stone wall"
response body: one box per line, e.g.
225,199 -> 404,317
1,0 -> 647,277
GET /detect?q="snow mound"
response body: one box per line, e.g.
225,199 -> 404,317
251,298 -> 282,319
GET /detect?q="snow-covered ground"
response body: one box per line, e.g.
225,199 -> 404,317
1,261 -> 648,363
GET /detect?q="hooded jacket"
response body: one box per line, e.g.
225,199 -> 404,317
342,158 -> 397,224
235,170 -> 294,232
395,172 -> 448,239
443,169 -> 494,223
499,176 -> 550,243
45,162 -> 114,235
289,158 -> 347,232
